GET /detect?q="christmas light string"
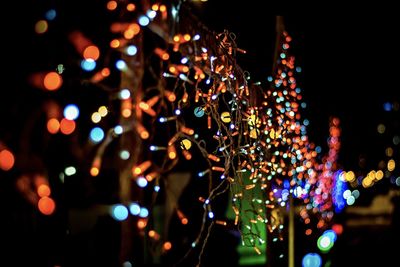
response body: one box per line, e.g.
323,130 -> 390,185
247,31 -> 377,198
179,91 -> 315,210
3,1 -> 399,266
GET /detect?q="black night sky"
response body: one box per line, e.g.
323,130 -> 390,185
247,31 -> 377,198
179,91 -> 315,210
1,1 -> 399,267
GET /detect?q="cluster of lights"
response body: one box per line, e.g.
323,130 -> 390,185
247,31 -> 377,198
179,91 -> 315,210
13,1 -> 399,266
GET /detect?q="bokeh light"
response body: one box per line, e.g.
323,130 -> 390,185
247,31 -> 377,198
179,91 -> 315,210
302,253 -> 322,267
47,118 -> 60,134
112,204 -> 129,221
0,149 -> 15,171
44,72 -> 62,91
60,118 -> 76,135
35,20 -> 48,34
38,196 -> 56,215
63,104 -> 80,120
90,127 -> 105,143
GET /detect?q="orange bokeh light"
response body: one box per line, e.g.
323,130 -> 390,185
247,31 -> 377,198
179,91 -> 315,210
47,118 -> 60,134
107,0 -> 117,10
38,196 -> 56,215
126,3 -> 136,11
44,72 -> 62,91
60,118 -> 76,135
0,149 -> 15,171
83,45 -> 100,61
37,184 -> 51,197
90,167 -> 99,177
163,242 -> 172,251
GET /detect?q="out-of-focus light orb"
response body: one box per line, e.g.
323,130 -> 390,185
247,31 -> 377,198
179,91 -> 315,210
139,207 -> 149,218
323,230 -> 337,242
386,147 -> 394,157
47,118 -> 60,134
98,106 -> 108,117
37,184 -> 51,197
83,45 -> 100,61
91,112 -> 101,123
383,102 -> 392,112
396,177 -> 400,186
317,234 -> 334,252
114,125 -> 123,135
296,66 -> 302,73
35,20 -> 48,34
138,15 -> 150,26
107,0 -> 117,10
0,149 -> 15,171
120,150 -> 130,160
122,261 -> 132,267
137,177 -> 148,188
44,72 -> 62,91
65,166 -> 76,176
332,224 -> 343,235
116,60 -> 127,71
126,3 -> 135,11
302,253 -> 322,267
146,10 -> 157,19
343,190 -> 351,199
126,45 -> 137,56
129,203 -> 140,215
45,9 -> 57,21
119,89 -> 131,99
393,135 -> 400,145
63,104 -> 79,120
154,185 -> 160,192
90,127 -> 105,143
352,189 -> 360,199
38,196 -> 56,215
377,124 -> 386,134
208,211 -> 214,219
346,196 -> 355,205
60,118 -> 76,135
388,159 -> 396,171
112,204 -> 128,221
81,59 -> 96,71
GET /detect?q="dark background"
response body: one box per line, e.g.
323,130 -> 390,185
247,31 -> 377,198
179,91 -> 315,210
1,1 -> 399,266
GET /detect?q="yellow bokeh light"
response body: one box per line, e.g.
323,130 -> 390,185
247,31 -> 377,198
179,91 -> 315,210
386,147 -> 393,157
377,124 -> 386,134
98,106 -> 108,117
91,112 -> 101,123
388,159 -> 395,171
376,170 -> 384,180
345,171 -> 355,182
35,20 -> 48,34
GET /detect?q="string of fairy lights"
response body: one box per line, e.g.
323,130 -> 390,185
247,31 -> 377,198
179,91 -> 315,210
0,0 -> 398,266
